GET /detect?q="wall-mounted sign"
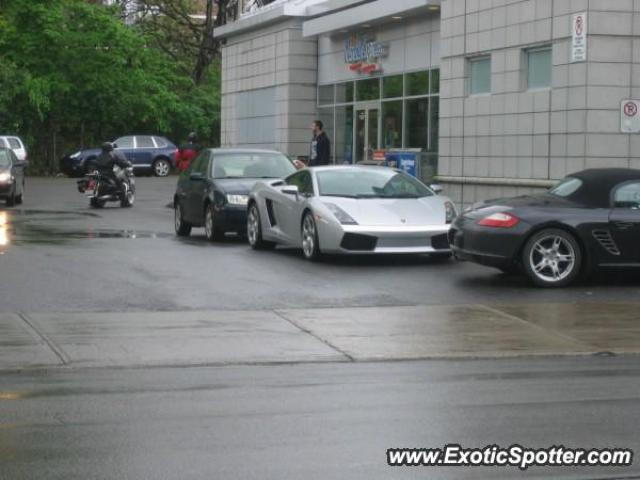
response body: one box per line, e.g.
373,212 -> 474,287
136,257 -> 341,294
621,99 -> 640,133
344,34 -> 388,74
571,12 -> 587,63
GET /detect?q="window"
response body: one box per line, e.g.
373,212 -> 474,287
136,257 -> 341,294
469,56 -> 491,95
549,177 -> 583,198
405,98 -> 430,151
406,70 -> 429,96
383,75 -> 403,98
382,101 -> 403,149
212,153 -> 295,179
114,136 -> 134,149
613,182 -> 640,209
0,150 -> 12,167
429,97 -> 439,152
356,78 -> 380,101
335,105 -> 353,164
335,82 -> 354,103
528,47 -> 552,90
286,171 -> 314,195
153,137 -> 168,148
318,85 -> 334,105
190,151 -> 210,175
430,69 -> 440,94
316,169 -> 432,198
136,136 -> 155,148
7,138 -> 21,149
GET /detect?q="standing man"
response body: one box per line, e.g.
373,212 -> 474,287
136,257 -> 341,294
309,120 -> 331,166
176,132 -> 201,173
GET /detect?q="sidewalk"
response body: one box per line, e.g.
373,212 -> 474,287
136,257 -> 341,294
2,302 -> 639,371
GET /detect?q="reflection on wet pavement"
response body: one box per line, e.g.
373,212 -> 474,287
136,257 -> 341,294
0,209 -> 170,251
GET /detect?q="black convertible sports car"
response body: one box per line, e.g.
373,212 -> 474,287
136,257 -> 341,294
449,169 -> 640,287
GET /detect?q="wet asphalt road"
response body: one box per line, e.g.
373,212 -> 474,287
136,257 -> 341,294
1,356 -> 639,480
1,177 -> 640,480
1,177 -> 640,314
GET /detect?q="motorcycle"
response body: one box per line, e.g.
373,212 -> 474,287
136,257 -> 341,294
77,165 -> 135,208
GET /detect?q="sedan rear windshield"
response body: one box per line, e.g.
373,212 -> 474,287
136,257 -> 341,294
211,153 -> 296,179
0,150 -> 11,167
317,169 -> 433,199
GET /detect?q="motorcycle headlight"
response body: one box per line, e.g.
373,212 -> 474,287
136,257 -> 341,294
69,151 -> 81,159
226,194 -> 249,206
445,201 -> 457,224
324,203 -> 358,225
0,172 -> 12,183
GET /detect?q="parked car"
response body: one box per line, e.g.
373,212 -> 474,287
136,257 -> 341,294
450,168 -> 640,287
0,136 -> 27,163
60,135 -> 177,177
247,166 -> 457,261
0,147 -> 26,206
174,149 -> 297,240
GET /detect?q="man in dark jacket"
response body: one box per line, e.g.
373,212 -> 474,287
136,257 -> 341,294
309,120 -> 331,166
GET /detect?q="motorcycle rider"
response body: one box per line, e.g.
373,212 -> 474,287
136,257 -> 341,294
95,142 -> 132,194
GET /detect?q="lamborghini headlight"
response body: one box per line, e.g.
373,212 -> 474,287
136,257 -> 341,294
445,201 -> 457,224
0,172 -> 12,183
324,203 -> 358,225
226,194 -> 249,206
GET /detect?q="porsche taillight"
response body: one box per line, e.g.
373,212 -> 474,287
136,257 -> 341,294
477,212 -> 520,228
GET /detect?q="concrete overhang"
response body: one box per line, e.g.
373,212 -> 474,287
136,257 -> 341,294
302,0 -> 440,37
214,0 -> 328,39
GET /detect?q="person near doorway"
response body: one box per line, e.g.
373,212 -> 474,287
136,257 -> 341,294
309,120 -> 331,166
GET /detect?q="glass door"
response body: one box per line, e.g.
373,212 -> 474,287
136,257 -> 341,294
354,105 -> 380,163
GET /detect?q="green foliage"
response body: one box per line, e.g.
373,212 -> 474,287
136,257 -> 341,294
0,0 -> 221,174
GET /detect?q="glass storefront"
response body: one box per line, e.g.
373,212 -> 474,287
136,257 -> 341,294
317,68 -> 440,168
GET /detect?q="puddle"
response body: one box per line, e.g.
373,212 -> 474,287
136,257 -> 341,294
0,210 -> 170,252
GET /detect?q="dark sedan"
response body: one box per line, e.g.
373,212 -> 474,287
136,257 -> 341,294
60,135 -> 177,177
0,147 -> 26,206
174,149 -> 296,240
450,169 -> 640,287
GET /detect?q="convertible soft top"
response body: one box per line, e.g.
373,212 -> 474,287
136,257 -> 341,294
566,168 -> 640,208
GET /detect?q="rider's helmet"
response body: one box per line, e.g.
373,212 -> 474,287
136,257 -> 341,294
101,142 -> 114,153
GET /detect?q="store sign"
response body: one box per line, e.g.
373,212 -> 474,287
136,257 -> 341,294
621,100 -> 640,133
571,13 -> 587,63
344,34 -> 388,74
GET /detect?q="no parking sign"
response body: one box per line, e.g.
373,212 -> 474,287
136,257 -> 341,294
621,100 -> 640,133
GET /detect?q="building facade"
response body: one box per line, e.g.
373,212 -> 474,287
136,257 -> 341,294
215,0 -> 640,205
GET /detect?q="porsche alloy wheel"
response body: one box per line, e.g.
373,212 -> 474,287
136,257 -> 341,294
523,229 -> 581,287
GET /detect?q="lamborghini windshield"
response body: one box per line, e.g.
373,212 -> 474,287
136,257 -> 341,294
317,168 -> 433,199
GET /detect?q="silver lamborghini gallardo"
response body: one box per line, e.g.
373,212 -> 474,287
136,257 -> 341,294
247,166 -> 457,261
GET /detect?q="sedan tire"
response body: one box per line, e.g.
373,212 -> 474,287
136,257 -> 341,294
301,212 -> 322,261
174,202 -> 192,236
247,203 -> 275,250
15,181 -> 24,205
522,229 -> 582,288
204,204 -> 225,242
5,182 -> 15,207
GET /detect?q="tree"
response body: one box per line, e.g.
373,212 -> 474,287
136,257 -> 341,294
0,0 -> 221,173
